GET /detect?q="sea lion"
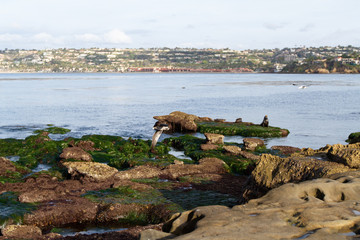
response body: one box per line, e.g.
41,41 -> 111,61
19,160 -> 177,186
150,122 -> 170,153
260,115 -> 269,127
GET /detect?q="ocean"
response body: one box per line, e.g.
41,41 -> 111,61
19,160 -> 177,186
0,73 -> 359,149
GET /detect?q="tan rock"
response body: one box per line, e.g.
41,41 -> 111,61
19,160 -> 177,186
200,143 -> 220,151
1,225 -> 42,239
204,133 -> 224,144
243,138 -> 264,151
115,165 -> 163,180
62,162 -> 118,181
223,145 -> 242,155
60,146 -> 93,162
145,172 -> 360,240
327,143 -> 360,168
251,154 -> 351,189
271,145 -> 301,155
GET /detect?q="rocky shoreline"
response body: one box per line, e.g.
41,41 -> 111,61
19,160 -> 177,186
0,114 -> 359,240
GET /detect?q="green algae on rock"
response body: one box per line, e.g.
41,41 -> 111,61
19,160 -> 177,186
0,192 -> 37,227
33,126 -> 71,135
197,121 -> 289,138
347,132 -> 360,144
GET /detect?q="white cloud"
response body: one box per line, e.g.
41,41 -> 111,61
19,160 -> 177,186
103,29 -> 132,44
32,33 -> 54,42
75,33 -> 102,42
0,33 -> 23,41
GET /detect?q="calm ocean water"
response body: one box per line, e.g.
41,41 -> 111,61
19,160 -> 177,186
0,73 -> 359,149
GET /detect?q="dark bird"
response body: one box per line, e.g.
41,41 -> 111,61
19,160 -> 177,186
150,123 -> 170,153
260,115 -> 269,127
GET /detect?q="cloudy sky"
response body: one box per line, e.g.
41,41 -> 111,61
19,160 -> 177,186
1,0 -> 359,50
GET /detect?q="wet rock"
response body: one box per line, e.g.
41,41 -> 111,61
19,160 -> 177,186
327,143 -> 360,168
1,224 -> 42,239
146,171 -> 360,240
214,118 -> 226,122
60,147 -> 93,162
74,140 -> 97,151
200,143 -> 219,151
271,145 -> 301,155
204,133 -> 224,144
243,138 -> 264,151
24,197 -> 99,228
62,162 -> 118,181
223,145 -> 242,155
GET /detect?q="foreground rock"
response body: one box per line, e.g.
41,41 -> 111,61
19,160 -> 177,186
328,143 -> 360,168
1,225 -> 42,240
142,171 -> 360,240
242,153 -> 352,201
60,146 -> 93,162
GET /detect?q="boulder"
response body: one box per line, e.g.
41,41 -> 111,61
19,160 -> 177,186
62,162 -> 118,181
60,146 -> 93,162
145,171 -> 360,240
251,154 -> 351,189
153,111 -> 205,132
223,145 -> 242,155
1,225 -> 42,239
243,138 -> 264,151
327,143 -> 360,168
347,132 -> 360,144
204,133 -> 224,144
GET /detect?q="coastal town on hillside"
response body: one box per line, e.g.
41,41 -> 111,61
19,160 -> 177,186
0,45 -> 359,73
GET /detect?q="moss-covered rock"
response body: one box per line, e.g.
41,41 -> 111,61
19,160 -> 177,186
347,132 -> 360,144
197,122 -> 289,138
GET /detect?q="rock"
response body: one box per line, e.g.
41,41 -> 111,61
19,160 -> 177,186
271,145 -> 301,155
60,146 -> 93,162
153,111 -> 204,132
140,229 -> 176,240
115,165 -> 163,180
173,160 -> 184,165
237,151 -> 260,161
145,171 -> 360,240
214,118 -> 226,122
164,158 -> 226,179
327,143 -> 360,168
24,197 -> 99,228
223,145 -> 242,155
235,118 -> 242,123
347,132 -> 360,144
115,158 -> 226,181
200,143 -> 220,151
251,154 -> 351,189
62,162 -> 118,181
75,140 -> 97,151
204,133 -> 224,144
1,225 -> 42,239
243,138 -> 264,151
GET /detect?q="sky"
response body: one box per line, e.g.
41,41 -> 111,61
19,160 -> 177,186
0,0 -> 359,50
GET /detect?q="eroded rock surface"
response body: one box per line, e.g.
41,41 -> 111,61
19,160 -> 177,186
143,171 -> 360,240
204,133 -> 224,144
243,138 -> 264,151
1,225 -> 42,240
60,146 -> 93,162
62,162 -> 118,181
327,143 -> 360,168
